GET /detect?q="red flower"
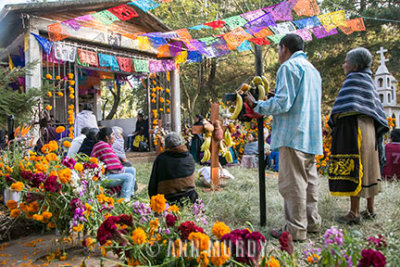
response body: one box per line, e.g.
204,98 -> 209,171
367,235 -> 387,249
44,176 -> 62,192
166,214 -> 177,227
178,221 -> 204,240
118,214 -> 134,227
357,249 -> 386,267
97,216 -> 121,245
279,231 -> 294,255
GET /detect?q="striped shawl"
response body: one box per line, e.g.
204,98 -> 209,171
329,69 -> 389,138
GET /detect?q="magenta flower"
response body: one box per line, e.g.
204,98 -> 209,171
357,249 -> 386,267
323,226 -> 344,248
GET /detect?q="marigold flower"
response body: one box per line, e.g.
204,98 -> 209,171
150,218 -> 159,230
48,140 -> 58,151
57,92 -> 64,97
89,157 -> 99,165
165,88 -> 170,93
47,91 -> 52,97
63,141 -> 71,148
57,168 -> 71,183
10,182 -> 24,191
10,209 -> 21,218
48,222 -> 56,228
150,194 -> 166,213
268,256 -> 280,267
188,232 -> 210,251
212,221 -> 231,240
45,105 -> 52,111
45,74 -> 52,80
210,242 -> 230,266
67,73 -> 74,79
32,214 -> 44,222
6,200 -> 18,210
307,253 -> 320,263
159,97 -> 165,103
159,108 -> 164,112
74,163 -> 83,172
69,80 -> 75,86
55,126 -> 65,133
167,204 -> 179,213
197,251 -> 209,267
73,224 -> 84,232
166,108 -> 170,114
42,211 -> 52,220
45,153 -> 58,162
131,228 -> 147,245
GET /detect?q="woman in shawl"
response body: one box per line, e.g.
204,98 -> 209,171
328,47 -> 389,224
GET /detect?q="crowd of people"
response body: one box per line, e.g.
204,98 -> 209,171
2,33 -> 400,243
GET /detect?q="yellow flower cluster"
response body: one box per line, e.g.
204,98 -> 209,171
387,117 -> 396,130
55,126 -> 65,134
57,168 -> 71,183
96,193 -> 114,207
212,221 -> 231,240
41,140 -> 58,154
268,256 -> 281,267
210,242 -> 230,266
150,194 -> 166,213
67,104 -> 75,126
167,204 -> 179,213
131,228 -> 147,245
197,251 -> 209,267
188,232 -> 210,251
10,182 -> 24,191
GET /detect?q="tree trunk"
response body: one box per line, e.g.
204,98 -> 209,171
105,81 -> 121,120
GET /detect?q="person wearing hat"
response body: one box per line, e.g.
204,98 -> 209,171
74,103 -> 98,138
148,132 -> 198,204
382,128 -> 400,180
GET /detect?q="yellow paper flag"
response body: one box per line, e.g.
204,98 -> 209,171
175,51 -> 187,64
138,36 -> 151,50
318,10 -> 346,31
8,54 -> 14,70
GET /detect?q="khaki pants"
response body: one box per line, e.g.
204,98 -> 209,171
278,147 -> 321,240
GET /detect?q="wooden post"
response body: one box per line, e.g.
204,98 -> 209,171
171,68 -> 181,134
255,44 -> 266,227
192,103 -> 224,190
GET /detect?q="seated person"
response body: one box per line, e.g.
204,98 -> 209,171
112,126 -> 132,167
266,150 -> 279,172
243,133 -> 258,156
35,118 -> 57,153
148,132 -> 198,205
91,127 -> 136,201
382,128 -> 400,180
78,128 -> 99,156
67,127 -> 90,158
189,114 -> 204,163
127,113 -> 149,152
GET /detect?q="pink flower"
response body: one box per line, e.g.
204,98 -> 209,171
279,231 -> 294,255
166,214 -> 177,227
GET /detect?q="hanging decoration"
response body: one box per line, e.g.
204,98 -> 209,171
47,23 -> 70,42
77,48 -> 99,66
133,58 -> 150,73
108,4 -> 139,21
53,43 -> 77,62
116,56 -> 133,73
293,0 -> 321,17
30,33 -> 53,55
129,0 -> 160,13
98,53 -> 120,71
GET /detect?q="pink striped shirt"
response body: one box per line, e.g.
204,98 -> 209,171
91,141 -> 123,171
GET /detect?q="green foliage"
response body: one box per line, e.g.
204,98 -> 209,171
0,62 -> 44,128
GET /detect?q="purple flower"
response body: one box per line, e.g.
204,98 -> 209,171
304,241 -> 321,257
62,157 -> 76,169
323,226 -> 344,248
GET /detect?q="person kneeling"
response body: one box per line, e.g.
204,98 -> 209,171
91,127 -> 136,201
148,132 -> 198,205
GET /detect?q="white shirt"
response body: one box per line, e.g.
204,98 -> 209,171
74,110 -> 98,138
67,134 -> 86,158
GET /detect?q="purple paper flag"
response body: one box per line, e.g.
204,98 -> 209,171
245,12 -> 276,30
296,28 -> 313,41
210,38 -> 230,57
241,9 -> 266,22
270,1 -> 296,21
169,42 -> 182,57
149,60 -> 165,73
162,60 -> 176,71
61,19 -> 82,31
75,15 -> 94,22
312,26 -> 338,39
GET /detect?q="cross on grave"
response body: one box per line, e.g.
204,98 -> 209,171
192,103 -> 227,191
377,46 -> 389,65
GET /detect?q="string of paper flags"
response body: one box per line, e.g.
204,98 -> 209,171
32,0 -> 366,75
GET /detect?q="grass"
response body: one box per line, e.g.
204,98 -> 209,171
132,162 -> 400,265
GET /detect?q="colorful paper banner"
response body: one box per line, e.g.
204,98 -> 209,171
169,42 -> 182,57
129,0 -> 160,12
293,0 -> 321,17
149,60 -> 165,73
157,45 -> 171,58
108,4 -> 138,21
210,38 -> 230,57
270,21 -> 297,35
236,40 -> 253,52
312,26 -> 338,39
133,58 -> 150,72
204,20 -> 226,29
91,10 -> 119,26
175,51 -> 188,64
77,48 -> 99,66
53,42 -> 76,62
296,28 -> 313,41
223,15 -> 248,30
47,23 -> 70,42
99,53 -> 120,71
116,56 -> 133,72
223,27 -> 252,50
240,9 -> 266,22
317,10 -> 346,31
293,16 -> 321,29
30,33 -> 53,55
61,19 -> 82,31
189,24 -> 212,30
187,51 -> 202,63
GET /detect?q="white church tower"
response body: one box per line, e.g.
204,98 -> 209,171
374,47 -> 399,122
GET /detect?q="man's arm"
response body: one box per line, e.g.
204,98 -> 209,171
251,65 -> 299,116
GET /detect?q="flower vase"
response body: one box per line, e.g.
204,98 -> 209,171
3,188 -> 21,205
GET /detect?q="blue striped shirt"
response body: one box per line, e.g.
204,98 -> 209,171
254,51 -> 323,155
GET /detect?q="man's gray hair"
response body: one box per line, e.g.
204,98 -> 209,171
346,47 -> 373,71
165,132 -> 183,149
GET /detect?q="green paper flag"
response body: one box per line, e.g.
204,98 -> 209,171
133,59 -> 150,73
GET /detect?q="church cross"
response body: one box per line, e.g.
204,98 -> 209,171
376,46 -> 389,65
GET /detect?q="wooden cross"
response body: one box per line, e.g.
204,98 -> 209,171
192,103 -> 227,190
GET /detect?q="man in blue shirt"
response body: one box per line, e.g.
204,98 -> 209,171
245,34 -> 322,241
